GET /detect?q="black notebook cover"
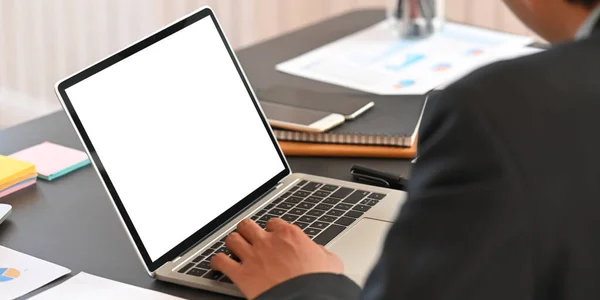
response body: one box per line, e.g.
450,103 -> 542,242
272,94 -> 429,147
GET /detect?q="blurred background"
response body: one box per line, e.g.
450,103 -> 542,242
0,0 -> 532,129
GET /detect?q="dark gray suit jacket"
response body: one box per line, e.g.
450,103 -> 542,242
257,22 -> 600,300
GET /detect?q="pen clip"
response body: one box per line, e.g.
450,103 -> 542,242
350,169 -> 391,188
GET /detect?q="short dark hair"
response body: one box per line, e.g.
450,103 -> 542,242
567,0 -> 600,7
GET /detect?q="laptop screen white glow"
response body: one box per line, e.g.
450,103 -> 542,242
64,17 -> 285,261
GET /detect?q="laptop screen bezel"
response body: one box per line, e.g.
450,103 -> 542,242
55,7 -> 291,273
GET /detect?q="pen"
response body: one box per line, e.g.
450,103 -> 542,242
350,164 -> 409,191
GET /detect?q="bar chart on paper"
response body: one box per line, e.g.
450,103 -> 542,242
276,21 -> 533,95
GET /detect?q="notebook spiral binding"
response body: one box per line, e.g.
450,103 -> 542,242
273,130 -> 411,147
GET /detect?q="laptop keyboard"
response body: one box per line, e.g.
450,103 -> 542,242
177,180 -> 386,282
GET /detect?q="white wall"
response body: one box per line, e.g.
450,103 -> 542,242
0,0 -> 532,128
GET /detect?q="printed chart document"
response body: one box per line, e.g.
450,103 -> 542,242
276,21 -> 534,95
0,246 -> 70,299
30,272 -> 185,300
435,46 -> 543,89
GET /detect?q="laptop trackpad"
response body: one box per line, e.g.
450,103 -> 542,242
328,218 -> 393,287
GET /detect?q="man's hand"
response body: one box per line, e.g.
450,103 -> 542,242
210,218 -> 344,299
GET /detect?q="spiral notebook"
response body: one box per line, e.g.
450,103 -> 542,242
271,94 -> 428,147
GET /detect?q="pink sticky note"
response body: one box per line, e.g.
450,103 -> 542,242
10,142 -> 90,180
0,178 -> 36,198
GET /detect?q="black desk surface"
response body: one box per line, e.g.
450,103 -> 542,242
0,9 -> 411,299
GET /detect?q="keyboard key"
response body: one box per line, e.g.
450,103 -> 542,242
256,221 -> 267,228
335,203 -> 353,211
322,198 -> 341,205
281,214 -> 299,222
201,249 -> 213,256
330,187 -> 354,199
369,193 -> 386,200
187,268 -> 208,277
304,228 -> 322,236
367,199 -> 379,206
206,254 -> 216,261
306,209 -> 325,217
301,182 -> 323,192
250,215 -> 258,220
272,197 -> 284,204
360,199 -> 370,205
313,191 -> 330,197
310,221 -> 329,230
265,204 -> 274,210
353,205 -> 371,212
299,180 -> 308,185
293,191 -> 311,198
305,196 -> 323,203
269,208 -> 286,216
315,204 -> 333,211
203,270 -> 224,280
345,211 -> 364,218
216,247 -> 231,255
296,202 -> 314,209
282,192 -> 292,198
220,276 -> 234,284
321,185 -> 339,192
197,261 -> 211,269
290,208 -> 307,215
342,190 -> 371,204
293,222 -> 309,229
313,225 -> 345,246
259,215 -> 276,222
277,202 -> 295,210
335,217 -> 356,226
178,263 -> 195,273
319,215 -> 337,223
255,209 -> 268,216
192,255 -> 205,263
299,216 -> 317,223
290,186 -> 299,192
326,209 -> 345,217
286,197 -> 303,204
210,242 -> 223,249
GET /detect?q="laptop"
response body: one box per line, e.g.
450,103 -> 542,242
54,7 -> 406,297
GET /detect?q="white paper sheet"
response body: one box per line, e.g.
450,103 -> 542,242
276,21 -> 534,95
30,272 -> 185,300
0,246 -> 71,300
435,46 -> 544,90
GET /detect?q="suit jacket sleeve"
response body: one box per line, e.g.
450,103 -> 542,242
257,76 -> 531,299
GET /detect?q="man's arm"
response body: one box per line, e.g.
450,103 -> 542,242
256,273 -> 361,300
361,81 -> 531,299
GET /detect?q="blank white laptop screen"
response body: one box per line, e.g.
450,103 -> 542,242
64,17 -> 285,261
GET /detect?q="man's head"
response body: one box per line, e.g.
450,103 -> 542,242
503,0 -> 600,42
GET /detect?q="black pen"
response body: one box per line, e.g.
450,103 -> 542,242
350,165 -> 409,191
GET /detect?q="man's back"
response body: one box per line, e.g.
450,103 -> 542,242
360,34 -> 600,300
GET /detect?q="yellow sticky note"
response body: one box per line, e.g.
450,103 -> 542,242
0,155 -> 36,185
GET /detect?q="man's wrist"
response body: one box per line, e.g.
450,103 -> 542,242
256,273 -> 361,300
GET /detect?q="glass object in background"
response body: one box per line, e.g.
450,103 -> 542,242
387,0 -> 445,39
